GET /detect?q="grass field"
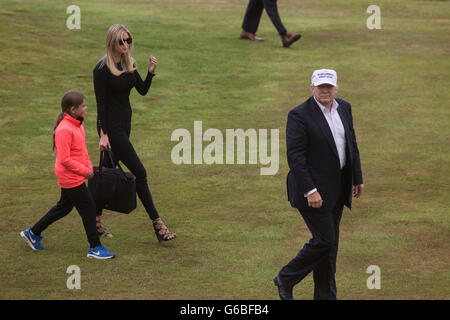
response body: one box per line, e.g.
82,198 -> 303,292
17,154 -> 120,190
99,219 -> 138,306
0,0 -> 449,300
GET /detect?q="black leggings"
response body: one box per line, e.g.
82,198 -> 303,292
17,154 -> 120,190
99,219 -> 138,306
97,128 -> 160,220
31,183 -> 101,248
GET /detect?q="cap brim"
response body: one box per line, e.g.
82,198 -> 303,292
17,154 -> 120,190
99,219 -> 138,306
312,80 -> 337,86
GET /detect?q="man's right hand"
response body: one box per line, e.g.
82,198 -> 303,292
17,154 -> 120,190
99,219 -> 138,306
99,134 -> 111,151
307,191 -> 323,209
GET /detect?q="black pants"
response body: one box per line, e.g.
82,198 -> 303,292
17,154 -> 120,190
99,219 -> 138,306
31,183 -> 101,248
242,0 -> 287,36
98,127 -> 160,220
277,190 -> 345,300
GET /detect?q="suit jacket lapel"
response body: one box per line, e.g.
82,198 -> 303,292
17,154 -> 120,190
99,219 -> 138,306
309,97 -> 339,159
337,104 -> 353,164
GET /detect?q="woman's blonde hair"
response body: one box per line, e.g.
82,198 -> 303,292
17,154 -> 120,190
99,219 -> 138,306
99,24 -> 136,76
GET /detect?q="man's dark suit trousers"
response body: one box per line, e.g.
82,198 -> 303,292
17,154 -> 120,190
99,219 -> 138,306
278,174 -> 347,300
242,0 -> 287,36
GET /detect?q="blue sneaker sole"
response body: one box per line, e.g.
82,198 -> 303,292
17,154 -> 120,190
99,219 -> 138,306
87,253 -> 115,260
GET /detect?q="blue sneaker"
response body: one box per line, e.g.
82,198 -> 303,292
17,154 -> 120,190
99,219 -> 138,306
20,228 -> 44,250
87,244 -> 115,259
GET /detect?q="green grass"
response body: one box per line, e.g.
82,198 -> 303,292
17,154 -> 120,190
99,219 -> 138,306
0,0 -> 449,299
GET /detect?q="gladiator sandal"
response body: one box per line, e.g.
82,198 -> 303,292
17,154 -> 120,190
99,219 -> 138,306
152,218 -> 176,242
96,216 -> 113,238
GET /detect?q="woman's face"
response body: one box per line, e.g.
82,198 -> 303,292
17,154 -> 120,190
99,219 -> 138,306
114,32 -> 131,56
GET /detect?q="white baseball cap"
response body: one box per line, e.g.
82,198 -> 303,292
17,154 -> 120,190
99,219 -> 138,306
311,69 -> 337,86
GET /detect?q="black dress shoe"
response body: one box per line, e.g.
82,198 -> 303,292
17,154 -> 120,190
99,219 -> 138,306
274,275 -> 294,300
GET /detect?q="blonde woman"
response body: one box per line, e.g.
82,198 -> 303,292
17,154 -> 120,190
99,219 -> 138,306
93,24 -> 176,242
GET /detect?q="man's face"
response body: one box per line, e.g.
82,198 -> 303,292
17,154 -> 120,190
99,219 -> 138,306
311,83 -> 338,106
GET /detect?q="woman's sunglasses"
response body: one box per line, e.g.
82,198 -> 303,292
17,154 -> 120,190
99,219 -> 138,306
118,38 -> 133,46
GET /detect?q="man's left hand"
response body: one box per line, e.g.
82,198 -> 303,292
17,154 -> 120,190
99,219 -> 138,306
353,184 -> 364,198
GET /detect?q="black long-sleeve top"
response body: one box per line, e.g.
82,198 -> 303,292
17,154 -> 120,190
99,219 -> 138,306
93,59 -> 154,135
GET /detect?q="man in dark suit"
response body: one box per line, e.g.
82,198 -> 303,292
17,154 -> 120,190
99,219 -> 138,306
240,0 -> 301,47
274,69 -> 364,300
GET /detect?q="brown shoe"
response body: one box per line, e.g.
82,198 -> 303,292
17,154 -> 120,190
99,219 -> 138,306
240,30 -> 264,41
281,32 -> 301,48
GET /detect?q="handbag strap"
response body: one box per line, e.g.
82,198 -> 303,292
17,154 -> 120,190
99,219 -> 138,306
98,150 -> 126,173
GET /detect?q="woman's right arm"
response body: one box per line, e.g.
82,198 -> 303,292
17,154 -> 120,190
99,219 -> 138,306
99,128 -> 110,151
93,64 -> 111,150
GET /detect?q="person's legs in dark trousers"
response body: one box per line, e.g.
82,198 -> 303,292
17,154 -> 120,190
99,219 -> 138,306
277,204 -> 339,299
108,129 -> 160,220
32,189 -> 74,235
70,184 -> 102,248
313,169 -> 350,298
242,0 -> 287,35
32,184 -> 101,248
242,0 -> 264,34
262,0 -> 287,35
313,171 -> 349,298
312,203 -> 343,300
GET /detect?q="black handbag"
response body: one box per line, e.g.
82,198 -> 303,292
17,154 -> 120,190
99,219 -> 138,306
88,150 -> 136,214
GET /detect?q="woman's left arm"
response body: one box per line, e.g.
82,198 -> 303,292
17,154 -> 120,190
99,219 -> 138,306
134,56 -> 157,96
